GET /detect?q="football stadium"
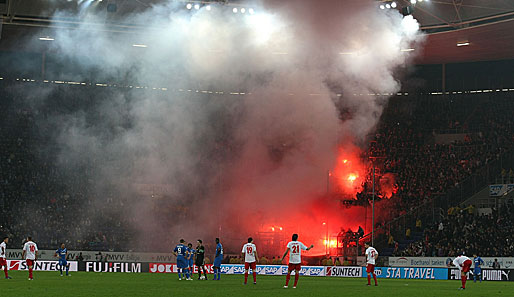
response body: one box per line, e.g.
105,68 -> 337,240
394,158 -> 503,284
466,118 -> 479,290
1,0 -> 514,296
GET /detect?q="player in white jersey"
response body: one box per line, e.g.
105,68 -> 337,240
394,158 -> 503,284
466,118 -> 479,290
451,253 -> 472,290
1,237 -> 12,279
242,237 -> 258,285
364,242 -> 378,286
281,234 -> 313,289
22,237 -> 38,280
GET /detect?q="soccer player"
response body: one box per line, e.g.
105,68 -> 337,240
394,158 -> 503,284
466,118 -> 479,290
173,239 -> 191,281
473,253 -> 484,283
281,234 -> 313,289
22,237 -> 38,280
55,243 -> 70,276
364,242 -> 378,286
242,237 -> 258,285
0,237 -> 12,279
195,240 -> 208,280
187,243 -> 195,280
213,238 -> 223,280
452,253 -> 472,290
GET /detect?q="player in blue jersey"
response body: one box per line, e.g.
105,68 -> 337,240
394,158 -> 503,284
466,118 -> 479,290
187,243 -> 195,278
173,239 -> 191,281
54,243 -> 70,276
473,253 -> 484,283
213,238 -> 223,280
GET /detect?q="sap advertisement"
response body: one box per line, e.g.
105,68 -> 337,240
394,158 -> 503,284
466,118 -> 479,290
219,265 -> 325,276
368,267 -> 448,280
148,264 -> 324,276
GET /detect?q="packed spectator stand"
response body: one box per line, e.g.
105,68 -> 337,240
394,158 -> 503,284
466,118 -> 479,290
1,77 -> 514,257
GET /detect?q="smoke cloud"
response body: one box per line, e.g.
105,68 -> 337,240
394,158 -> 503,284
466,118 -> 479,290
22,0 -> 423,253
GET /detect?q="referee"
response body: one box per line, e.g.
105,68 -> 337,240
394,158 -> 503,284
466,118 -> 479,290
196,240 -> 208,280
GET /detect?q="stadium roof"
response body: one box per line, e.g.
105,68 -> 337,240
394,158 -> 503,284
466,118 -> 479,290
0,0 -> 513,64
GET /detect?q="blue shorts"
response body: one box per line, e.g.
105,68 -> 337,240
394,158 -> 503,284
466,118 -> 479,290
188,260 -> 194,268
58,259 -> 68,267
474,268 -> 482,274
213,256 -> 223,267
177,258 -> 187,269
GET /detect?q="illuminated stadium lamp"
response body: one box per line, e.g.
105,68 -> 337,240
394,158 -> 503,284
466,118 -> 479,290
271,227 -> 275,231
391,2 -> 397,8
343,159 -> 348,164
232,7 -> 238,13
39,36 -> 54,41
379,4 -> 385,9
205,5 -> 211,11
279,227 -> 283,231
385,3 -> 391,9
401,48 -> 415,52
249,8 -> 254,14
132,44 -> 148,48
186,3 -> 192,9
457,42 -> 470,47
241,7 -> 246,14
418,0 -> 423,2
410,0 -> 416,3
194,3 -> 200,10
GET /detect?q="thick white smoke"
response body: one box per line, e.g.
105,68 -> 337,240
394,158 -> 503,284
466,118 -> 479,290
31,0 -> 423,251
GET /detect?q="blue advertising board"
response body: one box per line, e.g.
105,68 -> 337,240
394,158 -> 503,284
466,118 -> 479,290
368,267 -> 447,280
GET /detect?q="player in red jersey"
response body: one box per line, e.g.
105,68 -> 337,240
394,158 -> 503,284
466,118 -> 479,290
452,253 -> 472,290
281,234 -> 313,289
242,237 -> 258,285
22,237 -> 38,280
364,242 -> 378,286
0,237 -> 12,279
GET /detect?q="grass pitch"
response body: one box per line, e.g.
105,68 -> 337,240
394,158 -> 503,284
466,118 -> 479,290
1,271 -> 513,296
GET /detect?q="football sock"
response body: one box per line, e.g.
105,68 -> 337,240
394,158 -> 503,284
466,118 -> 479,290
217,271 -> 221,279
367,274 -> 371,285
253,271 -> 257,283
178,270 -> 182,279
294,273 -> 299,287
59,266 -> 62,275
462,275 -> 467,288
29,268 -> 33,279
66,266 -> 69,276
186,269 -> 190,279
4,266 -> 8,278
373,273 -> 377,285
244,272 -> 248,284
285,274 -> 291,286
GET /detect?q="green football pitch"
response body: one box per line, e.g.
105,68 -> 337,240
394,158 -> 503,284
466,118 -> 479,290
1,271 -> 513,296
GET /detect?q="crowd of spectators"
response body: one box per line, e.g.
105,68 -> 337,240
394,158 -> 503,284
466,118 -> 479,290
1,78 -> 514,254
401,205 -> 514,257
0,83 -> 135,251
366,92 -> 514,223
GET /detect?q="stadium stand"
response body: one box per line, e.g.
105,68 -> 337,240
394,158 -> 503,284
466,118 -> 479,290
1,77 -> 513,254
